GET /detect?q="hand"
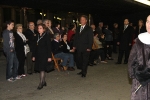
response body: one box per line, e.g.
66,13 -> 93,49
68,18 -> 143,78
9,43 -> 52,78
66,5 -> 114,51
70,49 -> 75,52
129,43 -> 132,46
48,58 -> 52,62
73,47 -> 76,50
26,39 -> 28,41
32,57 -> 35,61
87,49 -> 91,51
107,45 -> 109,48
117,42 -> 120,45
10,49 -> 13,52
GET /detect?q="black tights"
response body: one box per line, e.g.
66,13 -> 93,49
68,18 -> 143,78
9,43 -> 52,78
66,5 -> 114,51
39,71 -> 45,85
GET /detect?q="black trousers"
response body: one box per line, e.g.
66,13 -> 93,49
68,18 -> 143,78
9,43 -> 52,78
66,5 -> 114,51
113,39 -> 117,52
16,52 -> 25,75
76,51 -> 90,75
26,52 -> 34,73
117,50 -> 129,63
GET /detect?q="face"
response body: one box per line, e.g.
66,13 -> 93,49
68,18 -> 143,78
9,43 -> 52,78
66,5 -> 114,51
99,22 -> 103,27
91,25 -> 95,30
56,34 -> 60,40
63,35 -> 67,40
7,22 -> 14,30
101,34 -> 105,39
57,24 -> 60,28
29,22 -> 35,30
45,21 -> 50,27
114,24 -> 118,28
80,17 -> 87,26
139,21 -> 143,26
124,19 -> 129,25
62,27 -> 65,30
146,16 -> 150,33
17,26 -> 23,33
38,25 -> 45,34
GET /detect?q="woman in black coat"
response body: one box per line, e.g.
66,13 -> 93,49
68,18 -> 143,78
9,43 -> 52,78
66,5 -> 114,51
14,24 -> 27,78
32,24 -> 52,90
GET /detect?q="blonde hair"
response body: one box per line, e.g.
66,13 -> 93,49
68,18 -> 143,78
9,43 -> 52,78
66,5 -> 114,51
15,24 -> 23,30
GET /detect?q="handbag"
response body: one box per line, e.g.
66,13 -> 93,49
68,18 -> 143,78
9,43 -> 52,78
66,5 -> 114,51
46,61 -> 55,73
24,44 -> 30,56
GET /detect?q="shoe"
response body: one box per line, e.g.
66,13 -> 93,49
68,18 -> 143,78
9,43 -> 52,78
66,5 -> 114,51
15,76 -> 22,80
101,61 -> 107,63
116,62 -> 121,64
37,84 -> 43,90
7,78 -> 15,82
42,82 -> 47,86
77,72 -> 82,75
28,73 -> 33,75
68,67 -> 75,71
81,74 -> 86,78
21,74 -> 26,77
89,63 -> 93,66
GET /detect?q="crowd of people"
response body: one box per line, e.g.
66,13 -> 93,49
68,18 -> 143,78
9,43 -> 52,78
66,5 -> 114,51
2,14 -> 147,91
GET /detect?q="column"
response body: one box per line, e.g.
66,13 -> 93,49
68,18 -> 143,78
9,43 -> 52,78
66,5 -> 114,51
0,7 -> 3,33
11,8 -> 16,23
20,9 -> 23,24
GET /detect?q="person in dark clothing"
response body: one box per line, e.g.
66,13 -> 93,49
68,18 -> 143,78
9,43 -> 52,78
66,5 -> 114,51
3,20 -> 20,82
103,25 -> 113,60
52,22 -> 63,35
32,24 -> 52,90
43,19 -> 54,41
73,15 -> 93,77
14,24 -> 27,78
134,19 -> 146,39
112,23 -> 119,53
96,22 -> 103,38
24,22 -> 38,75
51,33 -> 74,71
116,19 -> 134,64
60,34 -> 75,71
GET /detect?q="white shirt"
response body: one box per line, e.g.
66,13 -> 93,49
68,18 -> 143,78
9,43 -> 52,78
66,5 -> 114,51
66,42 -> 70,50
80,25 -> 86,32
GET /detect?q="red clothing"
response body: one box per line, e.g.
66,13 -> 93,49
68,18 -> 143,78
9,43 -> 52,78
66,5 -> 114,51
67,30 -> 75,42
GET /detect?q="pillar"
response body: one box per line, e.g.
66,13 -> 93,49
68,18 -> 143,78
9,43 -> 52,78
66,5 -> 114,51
20,9 -> 23,24
11,8 -> 16,23
0,7 -> 3,33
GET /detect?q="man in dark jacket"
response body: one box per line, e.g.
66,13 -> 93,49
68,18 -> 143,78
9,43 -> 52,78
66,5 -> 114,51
73,15 -> 93,77
116,19 -> 134,64
24,22 -> 38,75
3,20 -> 19,82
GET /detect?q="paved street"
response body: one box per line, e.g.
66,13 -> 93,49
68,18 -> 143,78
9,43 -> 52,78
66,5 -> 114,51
0,54 -> 131,100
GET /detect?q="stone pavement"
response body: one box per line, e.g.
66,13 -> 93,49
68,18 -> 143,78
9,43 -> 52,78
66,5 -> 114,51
0,54 -> 131,100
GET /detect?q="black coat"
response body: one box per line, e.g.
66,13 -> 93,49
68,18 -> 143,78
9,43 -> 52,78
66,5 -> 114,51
118,25 -> 134,50
32,33 -> 52,72
51,40 -> 63,55
24,29 -> 38,52
52,27 -> 63,34
14,32 -> 26,56
73,25 -> 93,52
60,40 -> 71,53
46,27 -> 54,40
134,26 -> 146,39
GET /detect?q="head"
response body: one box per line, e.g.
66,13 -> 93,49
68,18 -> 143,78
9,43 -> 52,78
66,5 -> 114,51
90,24 -> 96,30
80,15 -> 88,26
15,24 -> 23,33
61,27 -> 65,30
113,23 -> 118,28
138,20 -> 144,26
146,15 -> 150,33
28,22 -> 35,30
69,24 -> 76,31
99,22 -> 103,28
54,33 -> 60,41
55,23 -> 60,28
61,34 -> 67,41
66,23 -> 69,27
94,31 -> 98,37
37,19 -> 42,25
43,19 -> 50,28
37,24 -> 46,34
124,19 -> 129,25
6,20 -> 14,30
